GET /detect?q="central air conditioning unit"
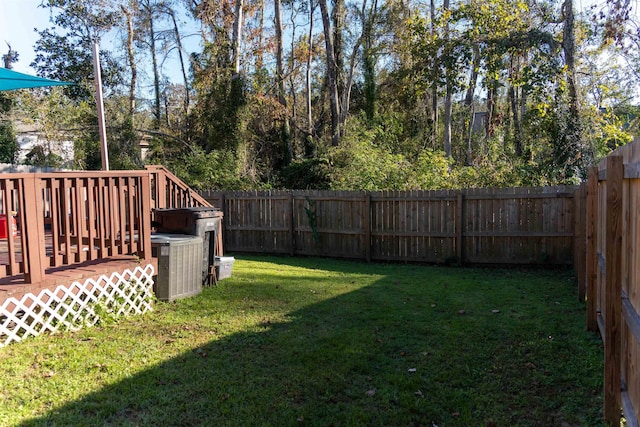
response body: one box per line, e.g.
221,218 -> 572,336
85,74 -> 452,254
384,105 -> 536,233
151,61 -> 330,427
151,233 -> 204,302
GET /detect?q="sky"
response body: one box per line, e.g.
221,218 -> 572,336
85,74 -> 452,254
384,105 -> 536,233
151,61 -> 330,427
0,0 -> 51,74
0,0 -> 202,100
0,0 -> 617,78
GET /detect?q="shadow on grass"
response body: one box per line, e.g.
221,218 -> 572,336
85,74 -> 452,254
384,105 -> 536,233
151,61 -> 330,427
20,257 -> 603,427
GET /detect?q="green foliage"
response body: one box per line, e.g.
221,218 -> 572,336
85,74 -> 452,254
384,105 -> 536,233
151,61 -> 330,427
24,145 -> 64,168
280,157 -> 332,189
583,107 -> 634,160
32,0 -> 123,101
0,123 -> 18,164
189,47 -> 248,154
329,121 -> 414,190
13,88 -> 99,170
0,92 -> 18,164
108,117 -> 142,170
162,146 -> 251,190
4,0 -> 637,188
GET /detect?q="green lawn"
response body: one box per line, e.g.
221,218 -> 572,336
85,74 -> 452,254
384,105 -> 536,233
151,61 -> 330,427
0,256 -> 603,426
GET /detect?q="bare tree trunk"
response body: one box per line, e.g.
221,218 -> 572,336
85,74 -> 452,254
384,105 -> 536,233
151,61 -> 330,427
306,0 -> 315,138
443,90 -> 452,157
362,0 -> 378,122
339,0 -> 366,133
562,0 -> 581,177
121,5 -> 136,118
232,0 -> 244,76
150,15 -> 161,128
257,0 -> 265,70
509,84 -> 522,156
140,1 -> 161,129
319,0 -> 341,146
486,82 -> 497,140
464,43 -> 480,165
165,7 -> 190,118
275,0 -> 292,163
442,0 -> 452,158
2,43 -> 18,69
430,0 -> 438,147
333,0 -> 345,106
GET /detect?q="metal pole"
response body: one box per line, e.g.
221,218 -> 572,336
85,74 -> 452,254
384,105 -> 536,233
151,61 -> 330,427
92,42 -> 109,171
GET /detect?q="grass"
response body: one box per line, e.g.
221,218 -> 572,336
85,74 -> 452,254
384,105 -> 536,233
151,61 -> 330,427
0,256 -> 603,426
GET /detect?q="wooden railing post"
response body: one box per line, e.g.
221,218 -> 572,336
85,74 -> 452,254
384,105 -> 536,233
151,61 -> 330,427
604,155 -> 623,425
139,174 -> 153,261
586,166 -> 599,332
22,175 -> 45,284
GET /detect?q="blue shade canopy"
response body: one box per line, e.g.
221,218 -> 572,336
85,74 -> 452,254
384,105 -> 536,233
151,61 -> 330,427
0,68 -> 74,91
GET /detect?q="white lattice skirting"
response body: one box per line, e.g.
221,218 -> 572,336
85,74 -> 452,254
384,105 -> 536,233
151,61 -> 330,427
0,264 -> 155,347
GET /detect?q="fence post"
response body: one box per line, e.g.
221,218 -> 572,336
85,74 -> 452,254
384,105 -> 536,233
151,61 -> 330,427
586,166 -> 598,332
364,193 -> 371,262
290,191 -> 295,256
22,175 -> 45,284
456,192 -> 463,265
604,155 -> 623,425
575,183 -> 587,301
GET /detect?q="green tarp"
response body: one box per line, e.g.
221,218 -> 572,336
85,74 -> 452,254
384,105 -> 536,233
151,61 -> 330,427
0,68 -> 73,91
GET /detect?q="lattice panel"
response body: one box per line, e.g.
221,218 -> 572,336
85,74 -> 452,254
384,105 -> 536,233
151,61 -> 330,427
0,264 -> 155,347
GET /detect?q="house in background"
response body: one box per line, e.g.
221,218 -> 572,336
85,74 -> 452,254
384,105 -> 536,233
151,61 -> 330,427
14,122 -> 74,168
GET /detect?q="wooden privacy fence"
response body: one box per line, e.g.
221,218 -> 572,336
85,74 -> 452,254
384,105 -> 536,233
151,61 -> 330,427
577,139 -> 640,426
200,186 -> 576,265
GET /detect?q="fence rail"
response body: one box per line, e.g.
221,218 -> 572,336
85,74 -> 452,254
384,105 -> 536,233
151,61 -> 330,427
577,138 -> 640,427
201,186 -> 576,265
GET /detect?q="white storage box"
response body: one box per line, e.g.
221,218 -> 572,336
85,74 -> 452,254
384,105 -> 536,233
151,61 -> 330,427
215,256 -> 235,280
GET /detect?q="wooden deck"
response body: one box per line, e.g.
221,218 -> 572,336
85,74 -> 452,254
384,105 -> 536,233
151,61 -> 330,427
0,256 -> 157,303
0,227 -> 158,304
0,166 -> 211,306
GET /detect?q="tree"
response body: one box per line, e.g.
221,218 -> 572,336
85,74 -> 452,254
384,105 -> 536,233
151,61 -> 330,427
274,0 -> 292,164
0,93 -> 18,164
560,0 -> 582,179
318,0 -> 341,146
121,2 -> 138,118
0,45 -> 19,164
33,0 -> 123,101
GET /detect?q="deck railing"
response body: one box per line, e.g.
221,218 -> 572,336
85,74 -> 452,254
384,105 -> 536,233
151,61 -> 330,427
146,165 -> 211,210
0,171 -> 154,284
0,166 -> 208,285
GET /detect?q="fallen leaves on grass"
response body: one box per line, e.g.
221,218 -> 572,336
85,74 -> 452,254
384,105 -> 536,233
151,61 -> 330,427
194,348 -> 208,358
